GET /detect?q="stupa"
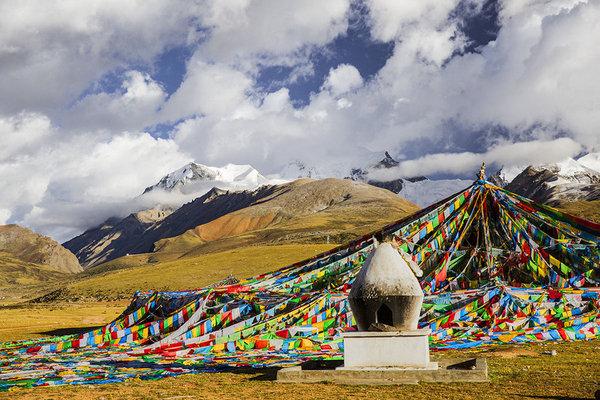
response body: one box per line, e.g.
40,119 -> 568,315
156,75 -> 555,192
277,240 -> 488,384
343,241 -> 436,369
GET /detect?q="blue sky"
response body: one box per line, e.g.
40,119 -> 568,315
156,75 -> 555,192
131,0 -> 504,145
133,0 -> 501,115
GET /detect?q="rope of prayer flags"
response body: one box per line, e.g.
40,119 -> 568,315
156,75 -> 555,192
1,178 -> 598,390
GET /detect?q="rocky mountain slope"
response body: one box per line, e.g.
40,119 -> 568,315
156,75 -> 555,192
65,178 -> 418,268
0,224 -> 82,286
504,156 -> 600,205
153,178 -> 418,257
64,186 -> 280,268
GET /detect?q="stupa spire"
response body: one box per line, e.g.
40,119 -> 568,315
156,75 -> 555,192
477,161 -> 486,181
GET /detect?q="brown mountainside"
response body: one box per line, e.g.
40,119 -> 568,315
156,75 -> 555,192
0,224 -> 82,275
64,185 -> 284,267
153,178 -> 419,256
66,178 -> 419,269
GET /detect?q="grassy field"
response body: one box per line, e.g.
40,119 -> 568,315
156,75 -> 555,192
0,241 -> 599,399
65,243 -> 337,301
0,323 -> 597,400
558,200 -> 600,223
0,244 -> 338,304
0,252 -> 65,287
0,302 -> 126,342
0,300 -> 598,399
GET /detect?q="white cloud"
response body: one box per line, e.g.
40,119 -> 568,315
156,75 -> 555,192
0,209 -> 10,225
0,0 -> 202,114
161,61 -> 252,120
437,0 -> 600,148
64,71 -> 167,131
366,0 -> 464,65
0,112 -> 53,161
1,0 -> 599,242
366,0 -> 459,42
322,64 -> 363,96
198,0 -> 350,67
0,119 -> 191,241
368,138 -> 583,180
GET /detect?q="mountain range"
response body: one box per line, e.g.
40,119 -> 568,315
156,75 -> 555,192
143,162 -> 271,194
491,153 -> 600,205
347,151 -> 472,206
64,150 -> 600,268
64,178 -> 418,268
2,148 -> 599,293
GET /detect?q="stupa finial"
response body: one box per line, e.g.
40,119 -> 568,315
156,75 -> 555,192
477,161 -> 486,181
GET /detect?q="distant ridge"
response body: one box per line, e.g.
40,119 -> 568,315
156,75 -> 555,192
0,224 -> 82,285
64,178 -> 419,268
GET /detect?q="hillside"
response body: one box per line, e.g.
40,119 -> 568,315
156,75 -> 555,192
557,200 -> 600,223
65,178 -> 419,268
506,165 -> 600,205
0,252 -> 66,287
0,224 -> 82,275
32,179 -> 417,300
151,178 -> 419,256
64,186 -> 280,267
59,244 -> 335,300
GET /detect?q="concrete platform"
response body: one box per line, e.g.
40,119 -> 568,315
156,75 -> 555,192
276,358 -> 488,385
343,329 -> 432,368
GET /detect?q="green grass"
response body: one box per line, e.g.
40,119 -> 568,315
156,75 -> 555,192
65,244 -> 337,300
558,200 -> 600,223
0,302 -> 126,342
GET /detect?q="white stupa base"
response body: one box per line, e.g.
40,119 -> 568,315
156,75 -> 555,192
340,329 -> 437,369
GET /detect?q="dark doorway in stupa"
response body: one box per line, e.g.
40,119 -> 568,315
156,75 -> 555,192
376,303 -> 393,326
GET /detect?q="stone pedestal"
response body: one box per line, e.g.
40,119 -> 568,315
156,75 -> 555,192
340,329 -> 437,369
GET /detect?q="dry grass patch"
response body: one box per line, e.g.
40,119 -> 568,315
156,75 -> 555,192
67,244 -> 337,300
0,340 -> 598,400
0,302 -> 126,342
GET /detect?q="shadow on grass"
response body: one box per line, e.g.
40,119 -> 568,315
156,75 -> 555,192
510,395 -> 596,400
37,325 -> 103,336
222,367 -> 279,381
89,360 -> 281,381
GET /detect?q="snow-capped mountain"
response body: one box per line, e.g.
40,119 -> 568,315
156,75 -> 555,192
491,152 -> 600,187
578,152 -> 600,173
348,151 -> 471,206
489,165 -> 528,186
504,153 -> 600,205
279,160 -> 320,179
143,162 -> 269,194
137,162 -> 287,210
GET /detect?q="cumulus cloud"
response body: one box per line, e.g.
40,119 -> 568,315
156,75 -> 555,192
197,0 -> 350,67
322,64 -> 363,96
0,0 -> 202,115
439,0 -> 600,148
161,61 -> 253,120
0,117 -> 190,240
64,71 -> 167,131
0,112 -> 53,161
367,0 -> 464,65
0,0 -> 599,242
368,138 -> 583,180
